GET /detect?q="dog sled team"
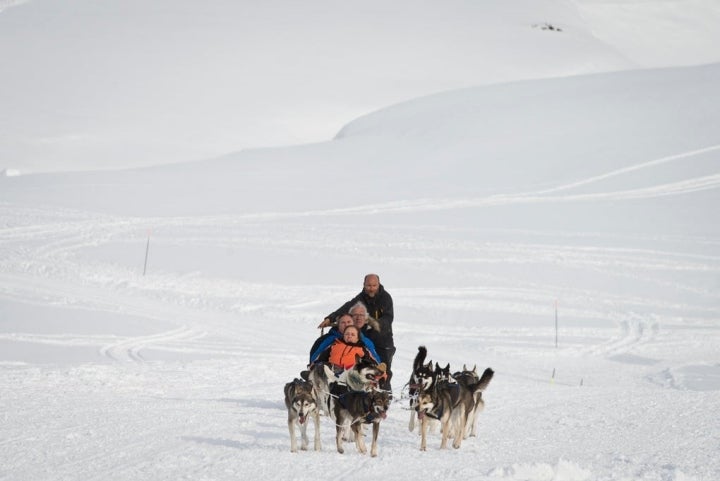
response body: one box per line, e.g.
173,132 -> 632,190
283,273 -> 494,456
408,346 -> 494,450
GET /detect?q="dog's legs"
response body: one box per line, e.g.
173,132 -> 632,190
353,422 -> 367,454
440,415 -> 450,449
464,392 -> 480,438
420,416 -> 428,451
344,425 -> 356,442
464,412 -> 473,439
288,418 -> 297,453
300,419 -> 309,451
408,389 -> 417,432
312,411 -> 322,451
336,423 -> 345,454
452,405 -> 467,449
370,421 -> 380,457
464,399 -> 475,439
470,396 -> 485,437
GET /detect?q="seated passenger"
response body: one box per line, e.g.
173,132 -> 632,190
309,314 -> 379,365
315,325 -> 378,372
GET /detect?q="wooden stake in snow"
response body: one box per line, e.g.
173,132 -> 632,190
143,231 -> 150,276
551,368 -> 556,385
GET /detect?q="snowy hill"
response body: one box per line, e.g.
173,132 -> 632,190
2,0 -> 720,173
1,2 -> 720,481
3,63 -> 719,224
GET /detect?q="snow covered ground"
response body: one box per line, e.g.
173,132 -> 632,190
1,1 -> 720,480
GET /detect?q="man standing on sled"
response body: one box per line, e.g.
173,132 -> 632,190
319,273 -> 396,393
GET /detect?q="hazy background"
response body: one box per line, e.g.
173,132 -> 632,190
2,0 -> 719,173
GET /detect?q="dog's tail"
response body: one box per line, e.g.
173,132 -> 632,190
413,346 -> 428,373
473,368 -> 494,392
309,362 -> 330,385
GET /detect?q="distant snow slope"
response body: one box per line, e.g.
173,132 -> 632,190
576,0 -> 720,67
2,63 -> 718,235
2,0 -> 719,173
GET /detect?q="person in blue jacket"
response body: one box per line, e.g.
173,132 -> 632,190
309,313 -> 379,365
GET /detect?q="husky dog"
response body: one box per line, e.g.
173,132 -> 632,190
308,363 -> 338,419
408,347 -> 456,432
334,389 -> 391,457
408,346 -> 434,432
283,378 -> 321,453
415,374 -> 469,450
435,362 -> 457,385
309,356 -> 384,421
453,365 -> 494,438
337,355 -> 384,392
416,362 -> 493,450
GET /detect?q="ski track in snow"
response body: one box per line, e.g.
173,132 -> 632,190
221,143 -> 720,217
1,144 -> 719,480
535,144 -> 720,195
98,325 -> 203,362
0,199 -> 718,366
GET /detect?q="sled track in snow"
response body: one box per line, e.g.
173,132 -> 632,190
99,326 -> 204,362
265,143 -> 720,217
534,144 -> 720,195
0,144 -> 717,368
583,316 -> 660,358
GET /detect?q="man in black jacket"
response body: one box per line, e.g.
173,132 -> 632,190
319,273 -> 396,391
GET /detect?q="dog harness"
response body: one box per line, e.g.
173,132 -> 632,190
422,381 -> 460,420
337,391 -> 379,423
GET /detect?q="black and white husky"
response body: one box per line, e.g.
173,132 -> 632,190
415,368 -> 469,450
407,346 -> 457,432
407,346 -> 435,432
334,389 -> 391,457
308,356 -> 383,420
283,378 -> 321,453
409,346 -> 494,450
415,364 -> 494,450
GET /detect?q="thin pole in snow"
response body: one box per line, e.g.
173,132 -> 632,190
143,231 -> 150,276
